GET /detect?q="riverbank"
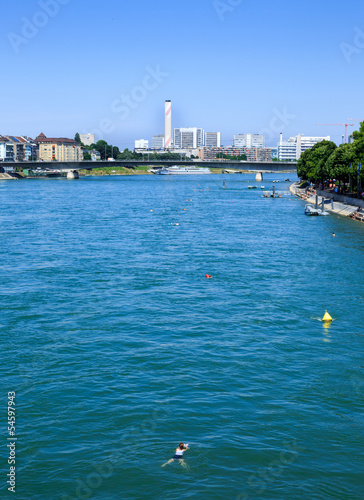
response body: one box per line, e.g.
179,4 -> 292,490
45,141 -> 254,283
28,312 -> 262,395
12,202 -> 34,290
0,172 -> 23,180
290,182 -> 364,221
79,166 -> 227,176
79,165 -> 153,176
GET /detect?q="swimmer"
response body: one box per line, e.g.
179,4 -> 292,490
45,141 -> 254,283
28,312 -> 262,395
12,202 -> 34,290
162,443 -> 189,468
333,233 -> 335,237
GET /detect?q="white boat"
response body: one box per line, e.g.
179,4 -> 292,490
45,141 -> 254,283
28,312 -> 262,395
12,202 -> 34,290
157,165 -> 211,175
304,204 -> 329,216
305,204 -> 320,216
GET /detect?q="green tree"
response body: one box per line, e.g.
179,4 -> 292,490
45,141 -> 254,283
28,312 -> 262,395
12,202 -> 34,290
297,140 -> 337,182
83,152 -> 92,161
325,143 -> 354,187
110,145 -> 120,159
74,132 -> 81,144
351,121 -> 364,185
95,140 -> 108,159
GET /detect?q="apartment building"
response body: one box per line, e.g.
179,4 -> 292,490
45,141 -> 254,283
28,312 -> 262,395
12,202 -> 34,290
277,138 -> 297,161
277,134 -> 330,160
296,134 -> 330,156
135,139 -> 149,150
173,128 -> 205,149
205,132 -> 221,148
152,135 -> 165,149
0,136 -> 15,163
5,136 -> 37,161
233,134 -> 265,148
35,133 -> 83,161
200,146 -> 272,162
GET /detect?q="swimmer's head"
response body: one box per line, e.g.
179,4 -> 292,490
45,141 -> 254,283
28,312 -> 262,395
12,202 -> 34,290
179,443 -> 184,449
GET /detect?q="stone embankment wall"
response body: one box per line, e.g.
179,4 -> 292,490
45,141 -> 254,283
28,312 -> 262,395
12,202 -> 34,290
315,190 -> 364,209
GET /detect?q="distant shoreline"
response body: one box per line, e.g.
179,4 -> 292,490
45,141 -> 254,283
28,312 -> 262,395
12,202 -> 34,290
79,166 -> 227,176
1,167 -> 297,180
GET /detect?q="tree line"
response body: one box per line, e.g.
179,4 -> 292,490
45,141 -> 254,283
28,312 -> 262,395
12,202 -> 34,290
297,121 -> 364,190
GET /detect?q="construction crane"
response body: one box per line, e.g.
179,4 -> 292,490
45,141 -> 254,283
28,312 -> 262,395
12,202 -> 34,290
317,123 -> 354,143
348,119 -> 363,137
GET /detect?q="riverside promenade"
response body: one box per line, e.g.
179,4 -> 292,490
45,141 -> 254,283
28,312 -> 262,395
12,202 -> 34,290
290,182 -> 364,221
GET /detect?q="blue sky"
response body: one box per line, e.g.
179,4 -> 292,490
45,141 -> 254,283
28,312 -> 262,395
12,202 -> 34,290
2,0 -> 364,148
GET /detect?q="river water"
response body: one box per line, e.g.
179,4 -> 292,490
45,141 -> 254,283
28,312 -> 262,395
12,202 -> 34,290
1,173 -> 363,500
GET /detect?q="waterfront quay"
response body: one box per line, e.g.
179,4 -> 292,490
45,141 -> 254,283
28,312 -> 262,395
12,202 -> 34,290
290,182 -> 364,221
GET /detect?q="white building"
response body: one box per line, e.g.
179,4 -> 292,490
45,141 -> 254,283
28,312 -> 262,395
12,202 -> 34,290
277,134 -> 331,160
296,134 -> 330,157
173,128 -> 205,149
152,135 -> 165,149
233,134 -> 264,148
277,138 -> 297,161
0,136 -> 15,165
22,137 -> 38,160
80,134 -> 95,146
197,128 -> 205,148
135,139 -> 149,150
205,132 -> 221,148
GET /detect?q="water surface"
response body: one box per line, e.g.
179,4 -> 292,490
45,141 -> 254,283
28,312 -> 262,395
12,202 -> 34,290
1,173 -> 363,499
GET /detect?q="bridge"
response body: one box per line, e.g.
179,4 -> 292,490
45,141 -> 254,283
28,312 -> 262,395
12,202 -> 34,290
15,159 -> 297,174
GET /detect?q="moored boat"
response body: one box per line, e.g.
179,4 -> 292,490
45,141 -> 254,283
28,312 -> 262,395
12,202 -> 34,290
304,204 -> 329,216
305,204 -> 319,215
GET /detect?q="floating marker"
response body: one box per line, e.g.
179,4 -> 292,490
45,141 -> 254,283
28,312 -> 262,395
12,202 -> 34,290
205,274 -> 212,279
322,311 -> 333,322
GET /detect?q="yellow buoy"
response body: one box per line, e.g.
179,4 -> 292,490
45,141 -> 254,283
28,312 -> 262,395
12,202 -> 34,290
322,311 -> 333,322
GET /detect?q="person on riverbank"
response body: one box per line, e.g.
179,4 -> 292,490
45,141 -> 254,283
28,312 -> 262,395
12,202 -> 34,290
162,443 -> 189,468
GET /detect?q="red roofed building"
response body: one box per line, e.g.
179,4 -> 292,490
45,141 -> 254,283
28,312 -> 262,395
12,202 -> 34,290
35,133 -> 82,162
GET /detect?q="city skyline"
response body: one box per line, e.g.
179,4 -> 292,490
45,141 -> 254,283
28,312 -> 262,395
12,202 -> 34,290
2,0 -> 364,149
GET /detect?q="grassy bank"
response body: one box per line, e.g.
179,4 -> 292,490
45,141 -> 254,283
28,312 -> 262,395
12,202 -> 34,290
79,165 -> 153,176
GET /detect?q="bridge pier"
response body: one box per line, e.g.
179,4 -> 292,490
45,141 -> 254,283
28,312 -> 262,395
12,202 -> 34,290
255,172 -> 263,182
67,170 -> 79,180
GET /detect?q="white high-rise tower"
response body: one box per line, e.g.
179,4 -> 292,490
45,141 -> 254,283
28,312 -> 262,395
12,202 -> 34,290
164,100 -> 172,149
